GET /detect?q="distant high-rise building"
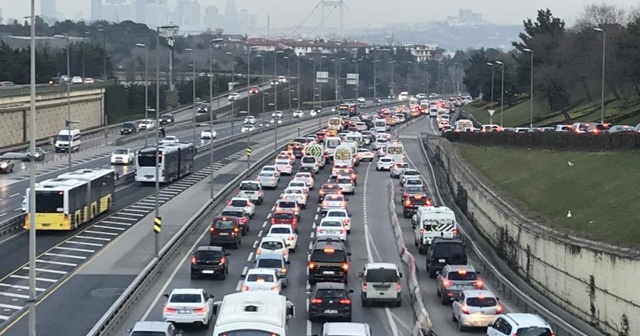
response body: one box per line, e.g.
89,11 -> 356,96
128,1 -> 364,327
458,9 -> 482,23
103,1 -> 133,22
182,1 -> 201,31
146,1 -> 170,28
238,9 -> 249,28
225,0 -> 238,25
91,0 -> 102,21
40,0 -> 57,23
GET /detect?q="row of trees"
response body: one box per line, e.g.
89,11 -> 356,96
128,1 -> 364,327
462,4 -> 640,122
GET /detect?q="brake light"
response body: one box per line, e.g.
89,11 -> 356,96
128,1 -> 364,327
362,282 -> 367,291
403,193 -> 408,197
322,201 -> 328,207
425,199 -> 432,206
405,200 -> 412,206
396,282 -> 401,291
442,279 -> 452,288
287,236 -> 294,241
256,248 -> 262,255
419,228 -> 424,235
163,306 -> 176,313
209,226 -> 215,233
319,190 -> 326,195
308,262 -> 316,269
311,298 -> 322,304
496,304 -> 503,314
234,227 -> 239,233
271,286 -> 279,292
339,229 -> 345,234
242,285 -> 249,291
239,218 -> 247,224
351,174 -> 356,179
193,307 -> 206,313
219,257 -> 226,265
452,228 -> 458,235
339,298 -> 351,305
474,280 -> 484,288
341,263 -> 349,271
271,218 -> 276,224
460,304 -> 470,314
191,256 -> 197,264
318,229 -> 324,234
63,214 -> 69,221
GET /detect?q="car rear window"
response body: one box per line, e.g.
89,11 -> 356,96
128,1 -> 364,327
240,183 -> 259,191
196,250 -> 222,260
302,157 -> 316,163
274,212 -> 294,219
270,227 -> 292,234
169,294 -> 201,303
321,184 -> 340,190
404,170 -> 420,176
256,258 -> 282,268
466,297 -> 497,307
261,241 -> 284,250
213,219 -> 235,229
406,179 -> 422,185
316,289 -> 347,298
433,243 -> 465,257
366,269 -> 399,282
247,274 -> 275,282
447,271 -> 478,281
515,328 -> 553,336
321,221 -> 342,227
337,178 -> 352,184
221,211 -> 244,217
311,249 -> 347,263
326,211 -> 346,217
278,201 -> 296,208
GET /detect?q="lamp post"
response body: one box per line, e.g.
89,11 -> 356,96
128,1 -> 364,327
297,55 -> 301,110
283,56 -> 291,111
373,59 -> 378,98
407,61 -> 412,94
594,27 -> 606,123
487,62 -> 495,113
353,58 -> 359,98
274,50 -> 284,151
27,2 -> 37,335
225,51 -> 236,116
256,54 -> 265,116
185,48 -> 197,143
495,60 -> 505,127
523,48 -> 534,128
246,48 -> 252,169
54,34 -> 72,172
390,60 -> 396,97
136,43 -> 149,146
320,55 -> 327,105
97,25 -> 106,81
209,38 -> 223,199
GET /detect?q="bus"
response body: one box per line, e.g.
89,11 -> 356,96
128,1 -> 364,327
24,168 -> 115,230
135,142 -> 195,183
386,141 -> 405,162
212,292 -> 295,336
338,103 -> 357,117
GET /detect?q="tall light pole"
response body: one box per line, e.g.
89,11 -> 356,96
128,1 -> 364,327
27,2 -> 37,335
185,48 -> 197,143
274,50 -> 284,151
209,38 -> 223,199
594,27 -> 606,123
284,56 -> 291,111
353,58 -> 359,98
225,51 -> 236,117
407,61 -> 413,94
136,43 -> 149,146
246,48 -> 252,169
97,25 -> 106,81
54,34 -> 72,171
297,55 -> 301,110
320,55 -> 327,105
523,48 -> 534,128
256,54 -> 265,116
487,62 -> 495,112
495,60 -> 505,127
390,60 -> 396,97
373,59 -> 378,98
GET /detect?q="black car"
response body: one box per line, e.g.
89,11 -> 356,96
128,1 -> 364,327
120,122 -> 137,135
308,282 -> 354,322
197,103 -> 210,114
21,147 -> 45,162
160,114 -> 174,125
402,194 -> 432,218
308,240 -> 351,285
190,245 -> 231,280
426,238 -> 467,278
313,105 -> 322,113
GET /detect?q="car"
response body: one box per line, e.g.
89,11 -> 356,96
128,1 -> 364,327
127,321 -> 182,336
160,136 -> 180,144
0,160 -> 14,174
244,116 -> 256,124
301,156 -> 321,172
293,110 -> 304,118
308,240 -> 351,285
486,314 -> 554,336
242,268 -> 281,293
270,117 -> 283,124
237,180 -> 264,204
356,97 -> 366,103
451,290 -> 502,331
316,217 -> 348,241
197,103 -> 209,114
272,111 -> 284,118
256,171 -> 279,189
404,177 -> 424,189
356,148 -> 374,162
323,209 -> 352,233
162,288 -> 214,328
402,194 -> 432,218
308,282 -> 354,322
400,169 -> 421,186
321,194 -> 349,215
120,122 -> 138,135
228,92 -> 240,101
241,124 -> 255,133
255,254 -> 289,287
390,162 -> 409,178
275,160 -> 293,175
209,215 -> 243,248
270,209 -> 299,232
436,264 -> 484,305
249,86 -> 260,94
283,187 -> 308,209
160,114 -> 174,125
219,206 -> 250,234
278,76 -> 287,83
71,76 -> 83,84
267,224 -> 298,252
294,172 -> 315,189
200,128 -> 217,139
21,147 -> 46,162
275,199 -> 301,219
261,165 -> 281,178
190,246 -> 231,280
332,167 -> 357,185
358,263 -> 403,307
426,238 -> 468,278
110,148 -> 135,165
401,185 -> 426,203
278,151 -> 295,164
335,175 -> 355,195
256,236 -> 289,262
287,180 -> 310,194
319,183 -> 342,202
376,157 -> 394,171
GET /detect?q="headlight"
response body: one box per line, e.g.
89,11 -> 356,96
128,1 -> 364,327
0,163 -> 7,168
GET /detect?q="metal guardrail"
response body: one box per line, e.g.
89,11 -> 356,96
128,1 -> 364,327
0,81 -> 115,98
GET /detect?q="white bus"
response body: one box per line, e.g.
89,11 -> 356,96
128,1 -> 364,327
212,292 -> 295,336
24,168 -> 115,231
323,137 -> 341,160
135,142 -> 195,183
385,141 -> 405,163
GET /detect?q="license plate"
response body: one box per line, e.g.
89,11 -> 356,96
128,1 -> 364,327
178,309 -> 190,314
202,270 -> 214,274
244,192 -> 255,194
219,233 -> 229,235
438,259 -> 446,263
323,271 -> 335,275
324,309 -> 338,314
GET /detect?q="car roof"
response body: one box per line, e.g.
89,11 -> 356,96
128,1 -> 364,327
247,268 -> 277,275
444,264 -> 476,272
261,236 -> 286,242
196,245 -> 223,252
365,262 -> 399,270
170,288 -> 203,295
323,322 -> 370,335
460,289 -> 495,298
313,241 -> 346,251
270,224 -> 294,229
132,321 -> 173,332
222,206 -> 245,212
230,197 -> 249,201
502,313 -> 551,328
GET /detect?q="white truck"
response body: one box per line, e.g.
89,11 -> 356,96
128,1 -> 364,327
454,119 -> 474,132
411,206 -> 458,254
333,145 -> 355,167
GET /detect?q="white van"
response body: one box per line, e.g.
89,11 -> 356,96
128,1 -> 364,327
398,92 -> 409,101
54,129 -> 81,153
429,107 -> 438,117
373,119 -> 387,132
315,322 -> 372,336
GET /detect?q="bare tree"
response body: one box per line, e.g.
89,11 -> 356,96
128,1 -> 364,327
575,3 -> 627,29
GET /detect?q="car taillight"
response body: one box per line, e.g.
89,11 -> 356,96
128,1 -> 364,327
287,236 -> 294,241
318,229 -> 324,234
339,298 -> 351,305
242,285 -> 249,291
271,286 -> 279,292
474,280 -> 484,288
240,218 -> 247,224
234,227 -> 239,233
209,226 -> 215,232
351,174 -> 356,179
219,257 -> 226,265
163,306 -> 176,313
403,193 -> 408,197
256,248 -> 262,255
282,249 -> 288,255
311,298 -> 322,304
191,257 -> 197,264
460,304 -> 470,314
193,307 -> 206,313
405,200 -> 412,206
442,279 -> 452,288
339,229 -> 345,234
362,282 -> 367,291
496,304 -> 503,314
319,190 -> 326,195
396,282 -> 401,291
419,228 -> 424,235
341,263 -> 349,271
322,201 -> 328,207
271,218 -> 276,224
452,228 -> 458,235
340,202 -> 346,207
308,262 -> 316,269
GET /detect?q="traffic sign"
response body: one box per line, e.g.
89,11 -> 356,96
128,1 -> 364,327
297,123 -> 301,129
488,109 -> 495,116
153,217 -> 161,233
346,73 -> 359,85
316,71 -> 329,83
305,144 -> 323,158
246,147 -> 252,157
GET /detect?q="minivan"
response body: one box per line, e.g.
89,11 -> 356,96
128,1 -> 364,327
54,129 -> 81,153
359,263 -> 402,306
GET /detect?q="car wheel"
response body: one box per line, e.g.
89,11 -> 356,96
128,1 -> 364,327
458,319 -> 466,332
219,271 -> 226,280
190,272 -> 199,280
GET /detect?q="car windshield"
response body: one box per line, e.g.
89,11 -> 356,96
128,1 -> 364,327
326,211 -> 347,218
270,227 -> 292,234
321,221 -> 342,227
366,269 -> 399,282
122,123 -> 135,128
263,166 -> 276,171
257,258 -> 282,268
447,271 -> 478,281
247,274 -> 275,282
381,159 -> 392,162
213,219 -> 235,229
406,179 -> 422,185
316,288 -> 347,299
515,328 -> 553,336
337,178 -> 352,184
261,241 -> 284,250
302,157 -> 316,163
290,182 -> 305,187
240,183 -> 259,191
169,294 -> 201,303
466,297 -> 498,307
114,149 -> 128,154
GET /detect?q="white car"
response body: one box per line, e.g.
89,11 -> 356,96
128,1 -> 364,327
283,187 -> 308,208
71,76 -> 83,84
160,136 -> 179,144
241,125 -> 255,133
292,110 -> 304,118
376,156 -> 394,171
244,116 -> 256,124
357,97 -> 366,103
390,162 -> 409,178
110,148 -> 135,165
237,180 -> 264,204
261,165 -> 280,177
287,180 -> 309,194
200,128 -> 217,139
278,76 -> 287,83
241,269 -> 281,294
256,236 -> 289,263
228,92 -> 239,101
324,209 -> 352,233
321,194 -> 349,215
335,175 -> 355,195
162,288 -> 215,328
267,224 -> 298,252
272,111 -> 283,118
356,148 -> 374,162
316,217 -> 348,241
270,118 -> 283,124
275,160 -> 293,175
228,197 -> 256,218
309,110 -> 318,116
294,172 -> 314,189
256,171 -> 279,189
372,138 -> 387,151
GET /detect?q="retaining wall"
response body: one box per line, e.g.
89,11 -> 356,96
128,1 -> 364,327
428,137 -> 639,336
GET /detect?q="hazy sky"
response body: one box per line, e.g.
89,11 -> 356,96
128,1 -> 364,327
1,0 -> 639,28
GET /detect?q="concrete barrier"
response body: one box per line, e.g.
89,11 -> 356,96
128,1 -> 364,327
425,137 -> 628,336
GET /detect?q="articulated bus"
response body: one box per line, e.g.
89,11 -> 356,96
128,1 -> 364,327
135,142 -> 195,183
386,141 -> 405,163
212,292 -> 295,336
24,168 -> 115,230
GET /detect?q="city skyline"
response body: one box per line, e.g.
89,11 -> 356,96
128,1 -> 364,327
1,0 -> 639,29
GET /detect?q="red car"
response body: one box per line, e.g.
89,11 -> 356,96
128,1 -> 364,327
249,86 -> 260,94
271,209 -> 298,232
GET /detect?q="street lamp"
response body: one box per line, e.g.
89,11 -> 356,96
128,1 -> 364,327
225,51 -> 236,117
296,55 -> 302,110
390,60 -> 396,97
245,48 -> 253,169
487,62 -> 495,111
97,25 -> 106,81
407,61 -> 413,94
320,55 -> 327,105
495,61 -> 505,127
54,34 -> 72,172
274,50 -> 284,151
209,38 -> 223,199
27,2 -> 37,335
594,27 -> 606,123
256,54 -> 265,116
136,43 -> 150,146
523,48 -> 534,128
283,56 -> 291,111
185,48 -> 197,143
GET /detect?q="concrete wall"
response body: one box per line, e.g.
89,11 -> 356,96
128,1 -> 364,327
429,138 -> 639,336
0,88 -> 104,148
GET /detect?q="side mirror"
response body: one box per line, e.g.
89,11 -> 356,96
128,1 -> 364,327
358,272 -> 364,278
476,271 -> 481,275
346,252 -> 352,256
348,213 -> 353,217
399,272 -> 403,278
348,289 -> 354,293
286,260 -> 291,264
241,273 -> 247,279
225,252 -> 231,256
496,297 -> 500,301
163,294 -> 169,298
286,303 -> 295,318
209,294 -> 215,299
345,197 -> 349,201
212,301 -> 221,315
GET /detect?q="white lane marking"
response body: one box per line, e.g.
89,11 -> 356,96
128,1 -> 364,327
22,267 -> 67,275
92,225 -> 125,231
0,282 -> 45,292
0,292 -> 29,299
36,259 -> 77,267
314,214 -> 318,221
262,221 -> 267,228
309,232 -> 314,239
14,208 -> 21,212
258,230 -> 263,237
241,267 -> 248,277
0,213 -> 6,218
306,320 -> 312,336
235,280 -> 243,291
362,161 -> 400,336
247,252 -> 254,262
101,221 -> 131,226
44,253 -> 86,260
84,230 -> 119,236
9,193 -> 19,198
66,240 -> 103,247
0,302 -> 23,310
55,246 -> 95,253
76,235 -> 111,242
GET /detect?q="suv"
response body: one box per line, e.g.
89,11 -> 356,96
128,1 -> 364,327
209,216 -> 242,249
255,254 -> 289,287
219,206 -> 250,235
237,181 -> 264,204
308,282 -> 354,322
358,263 -> 402,307
426,238 -> 467,278
487,314 -> 554,336
436,264 -> 483,305
308,240 -> 351,285
121,122 -> 137,135
190,246 -> 230,280
402,194 -> 432,218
